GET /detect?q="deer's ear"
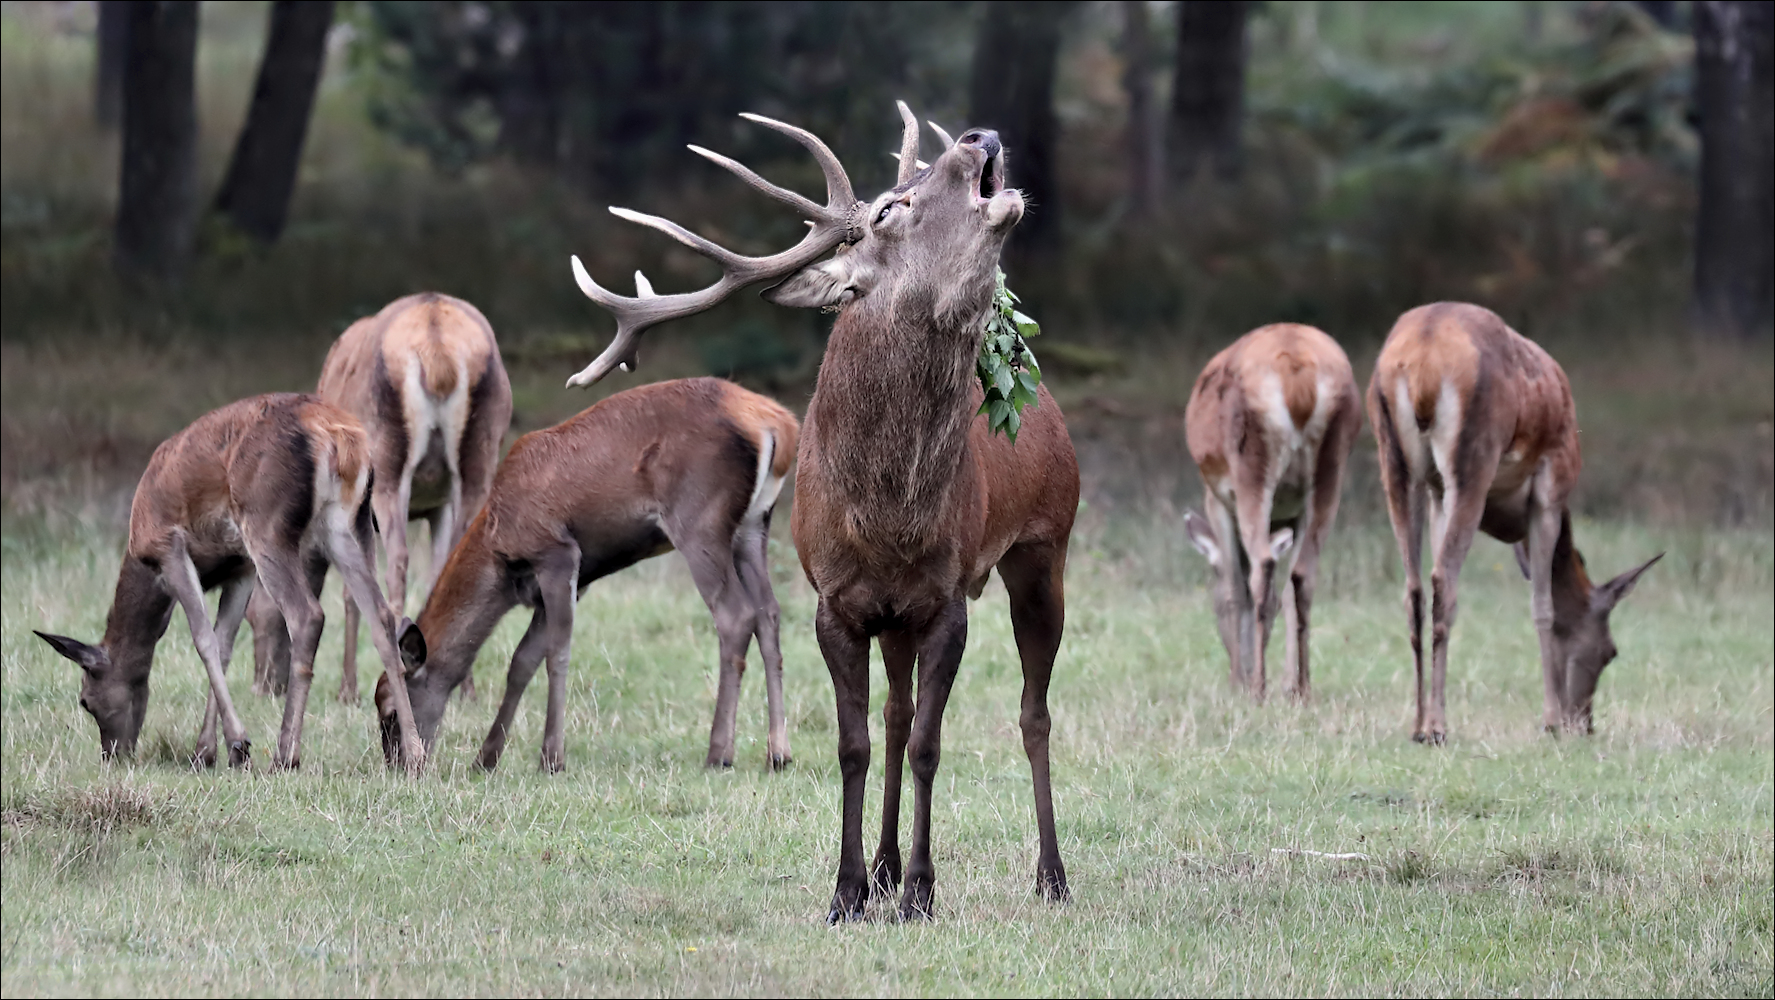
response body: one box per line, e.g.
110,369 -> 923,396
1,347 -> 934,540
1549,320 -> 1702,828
1183,510 -> 1222,568
761,256 -> 870,310
1593,552 -> 1663,613
35,631 -> 106,674
397,618 -> 427,673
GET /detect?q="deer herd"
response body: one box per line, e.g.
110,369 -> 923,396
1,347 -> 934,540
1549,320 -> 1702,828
34,104 -> 1660,922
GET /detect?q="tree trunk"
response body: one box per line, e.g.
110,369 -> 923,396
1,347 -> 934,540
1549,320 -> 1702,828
114,1 -> 200,285
970,1 -> 1075,254
1169,0 -> 1248,183
1693,1 -> 1774,338
96,0 -> 129,129
213,0 -> 335,245
1122,0 -> 1162,211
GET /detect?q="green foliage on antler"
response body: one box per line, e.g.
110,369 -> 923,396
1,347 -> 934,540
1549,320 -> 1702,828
977,268 -> 1042,443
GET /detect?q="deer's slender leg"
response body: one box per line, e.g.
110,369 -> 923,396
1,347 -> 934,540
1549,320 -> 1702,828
901,597 -> 968,921
816,598 -> 871,924
1525,477 -> 1565,733
476,607 -> 549,770
534,543 -> 580,773
190,570 -> 256,768
1203,491 -> 1252,690
373,483 -> 411,618
247,586 -> 290,696
339,591 -> 361,704
999,540 -> 1071,902
1424,474 -> 1490,746
330,516 -> 426,773
734,516 -> 790,769
252,556 -> 323,770
671,518 -> 758,769
1374,403 -> 1428,739
1232,484 -> 1280,703
871,628 -> 916,898
161,532 -> 253,768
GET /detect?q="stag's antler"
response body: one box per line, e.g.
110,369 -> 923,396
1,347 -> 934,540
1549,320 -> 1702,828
567,108 -> 916,388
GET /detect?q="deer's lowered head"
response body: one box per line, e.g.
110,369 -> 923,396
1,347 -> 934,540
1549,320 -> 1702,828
1519,536 -> 1662,733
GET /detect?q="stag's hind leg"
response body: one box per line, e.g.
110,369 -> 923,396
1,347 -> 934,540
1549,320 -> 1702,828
1374,400 -> 1430,740
998,541 -> 1071,903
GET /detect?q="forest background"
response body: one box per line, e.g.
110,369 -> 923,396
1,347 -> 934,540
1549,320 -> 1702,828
1,2 -> 1770,995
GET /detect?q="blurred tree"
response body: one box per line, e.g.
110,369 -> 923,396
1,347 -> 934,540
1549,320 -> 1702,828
1122,0 -> 1162,211
970,1 -> 1075,253
1169,0 -> 1248,182
115,1 -> 199,285
96,0 -> 128,129
354,2 -> 972,197
213,1 -> 337,245
1692,0 -> 1773,338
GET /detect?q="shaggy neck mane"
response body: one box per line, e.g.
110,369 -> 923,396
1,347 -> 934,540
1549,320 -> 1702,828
810,279 -> 993,554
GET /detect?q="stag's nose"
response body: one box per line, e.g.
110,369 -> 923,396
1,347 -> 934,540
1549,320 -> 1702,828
959,129 -> 1002,158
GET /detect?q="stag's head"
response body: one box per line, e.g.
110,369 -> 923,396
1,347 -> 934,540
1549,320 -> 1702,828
763,124 -> 1023,327
562,102 -> 1023,387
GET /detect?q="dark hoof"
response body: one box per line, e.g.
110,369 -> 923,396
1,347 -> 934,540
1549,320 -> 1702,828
539,754 -> 565,774
1037,868 -> 1070,903
227,740 -> 252,769
1412,730 -> 1446,746
869,854 -> 902,899
768,753 -> 793,772
271,755 -> 300,772
704,755 -> 734,770
898,879 -> 935,922
826,886 -> 867,925
473,752 -> 501,773
191,745 -> 218,770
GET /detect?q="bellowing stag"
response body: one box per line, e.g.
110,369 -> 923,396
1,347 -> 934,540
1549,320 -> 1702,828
559,103 -> 1078,922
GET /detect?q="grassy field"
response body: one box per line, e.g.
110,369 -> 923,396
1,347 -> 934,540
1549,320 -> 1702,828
3,511 -> 1771,996
3,327 -> 1773,997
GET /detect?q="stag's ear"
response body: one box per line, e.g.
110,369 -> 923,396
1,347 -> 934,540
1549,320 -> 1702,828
397,618 -> 427,673
1592,552 -> 1663,613
761,256 -> 869,310
1270,527 -> 1295,562
34,631 -> 106,673
1183,510 -> 1222,568
1514,541 -> 1533,580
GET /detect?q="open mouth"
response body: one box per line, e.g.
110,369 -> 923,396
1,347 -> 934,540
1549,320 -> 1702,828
977,153 -> 1002,203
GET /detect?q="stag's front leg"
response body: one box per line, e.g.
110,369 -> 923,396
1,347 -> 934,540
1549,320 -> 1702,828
871,629 -> 916,899
477,608 -> 548,771
901,598 -> 968,921
816,599 -> 871,923
535,544 -> 580,773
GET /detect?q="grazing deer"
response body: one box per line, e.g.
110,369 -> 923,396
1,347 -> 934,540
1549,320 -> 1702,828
34,394 -> 426,771
1368,302 -> 1661,742
559,103 -> 1078,922
1182,323 -> 1362,702
248,293 -> 511,703
376,377 -> 798,774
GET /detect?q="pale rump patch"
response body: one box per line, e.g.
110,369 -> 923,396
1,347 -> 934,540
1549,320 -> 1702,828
301,403 -> 371,511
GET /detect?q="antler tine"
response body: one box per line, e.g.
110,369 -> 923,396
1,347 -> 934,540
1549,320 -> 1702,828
926,120 -> 955,150
687,145 -> 826,221
896,100 -> 920,186
738,112 -> 856,211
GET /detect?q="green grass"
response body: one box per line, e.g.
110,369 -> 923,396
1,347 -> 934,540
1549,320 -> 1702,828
3,512 -> 1770,996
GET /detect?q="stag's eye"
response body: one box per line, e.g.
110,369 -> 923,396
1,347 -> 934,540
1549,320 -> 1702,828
876,203 -> 893,224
